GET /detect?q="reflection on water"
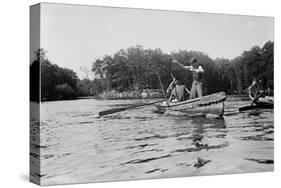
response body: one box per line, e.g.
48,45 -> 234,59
30,96 -> 274,185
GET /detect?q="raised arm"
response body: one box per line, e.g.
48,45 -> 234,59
248,85 -> 254,100
172,59 -> 204,73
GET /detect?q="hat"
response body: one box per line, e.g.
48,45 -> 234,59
189,57 -> 197,63
175,80 -> 181,85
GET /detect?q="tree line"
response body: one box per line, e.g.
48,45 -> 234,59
30,41 -> 273,101
92,41 -> 273,95
30,48 -> 105,101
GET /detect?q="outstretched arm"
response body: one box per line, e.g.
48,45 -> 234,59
172,59 -> 204,73
187,65 -> 204,73
172,59 -> 194,71
248,85 -> 253,99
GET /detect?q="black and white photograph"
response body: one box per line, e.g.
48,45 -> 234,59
30,3 -> 274,186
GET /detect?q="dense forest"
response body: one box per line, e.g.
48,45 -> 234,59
30,41 -> 273,101
92,41 -> 273,95
30,49 -> 79,101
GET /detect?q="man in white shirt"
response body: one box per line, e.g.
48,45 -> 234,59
172,57 -> 204,99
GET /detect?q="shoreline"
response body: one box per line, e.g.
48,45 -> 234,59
38,94 -> 257,102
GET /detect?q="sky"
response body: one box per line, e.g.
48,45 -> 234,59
38,3 -> 274,79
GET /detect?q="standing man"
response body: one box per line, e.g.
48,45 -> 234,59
172,57 -> 204,99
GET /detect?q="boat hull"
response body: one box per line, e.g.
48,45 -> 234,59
155,92 -> 226,116
252,96 -> 273,109
239,98 -> 274,112
249,94 -> 273,109
254,101 -> 273,109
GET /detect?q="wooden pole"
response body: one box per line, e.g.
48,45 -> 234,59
156,72 -> 166,99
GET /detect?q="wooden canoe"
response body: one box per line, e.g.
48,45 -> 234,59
250,94 -> 274,109
239,95 -> 273,112
155,92 -> 226,116
254,101 -> 273,109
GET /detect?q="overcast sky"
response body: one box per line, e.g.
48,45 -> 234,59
39,3 -> 274,79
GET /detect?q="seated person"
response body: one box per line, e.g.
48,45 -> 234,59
248,79 -> 258,98
248,79 -> 273,104
169,80 -> 190,102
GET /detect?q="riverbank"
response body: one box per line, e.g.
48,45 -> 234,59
95,89 -> 164,99
41,89 -> 273,101
40,90 -> 163,102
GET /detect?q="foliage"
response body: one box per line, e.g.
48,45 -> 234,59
55,83 -> 76,100
31,41 -> 273,101
31,48 -> 79,101
225,41 -> 274,93
92,41 -> 273,95
30,49 -> 42,102
77,79 -> 92,96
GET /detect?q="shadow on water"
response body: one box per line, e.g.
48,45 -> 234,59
190,116 -> 226,129
117,115 -> 229,170
174,116 -> 228,168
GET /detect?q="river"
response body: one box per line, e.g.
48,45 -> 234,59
30,96 -> 274,185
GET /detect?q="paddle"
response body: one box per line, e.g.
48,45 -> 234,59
171,59 -> 195,89
98,99 -> 167,116
172,59 -> 187,70
239,83 -> 261,112
156,71 -> 166,99
172,59 -> 196,71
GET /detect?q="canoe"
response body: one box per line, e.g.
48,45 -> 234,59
253,97 -> 273,109
254,101 -> 273,109
155,92 -> 226,116
239,96 -> 273,111
250,95 -> 273,109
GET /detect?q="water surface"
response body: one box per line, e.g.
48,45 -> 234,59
30,96 -> 274,185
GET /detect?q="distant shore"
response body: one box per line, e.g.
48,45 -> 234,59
40,89 -> 164,102
94,89 -> 164,100
40,89 -> 273,102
